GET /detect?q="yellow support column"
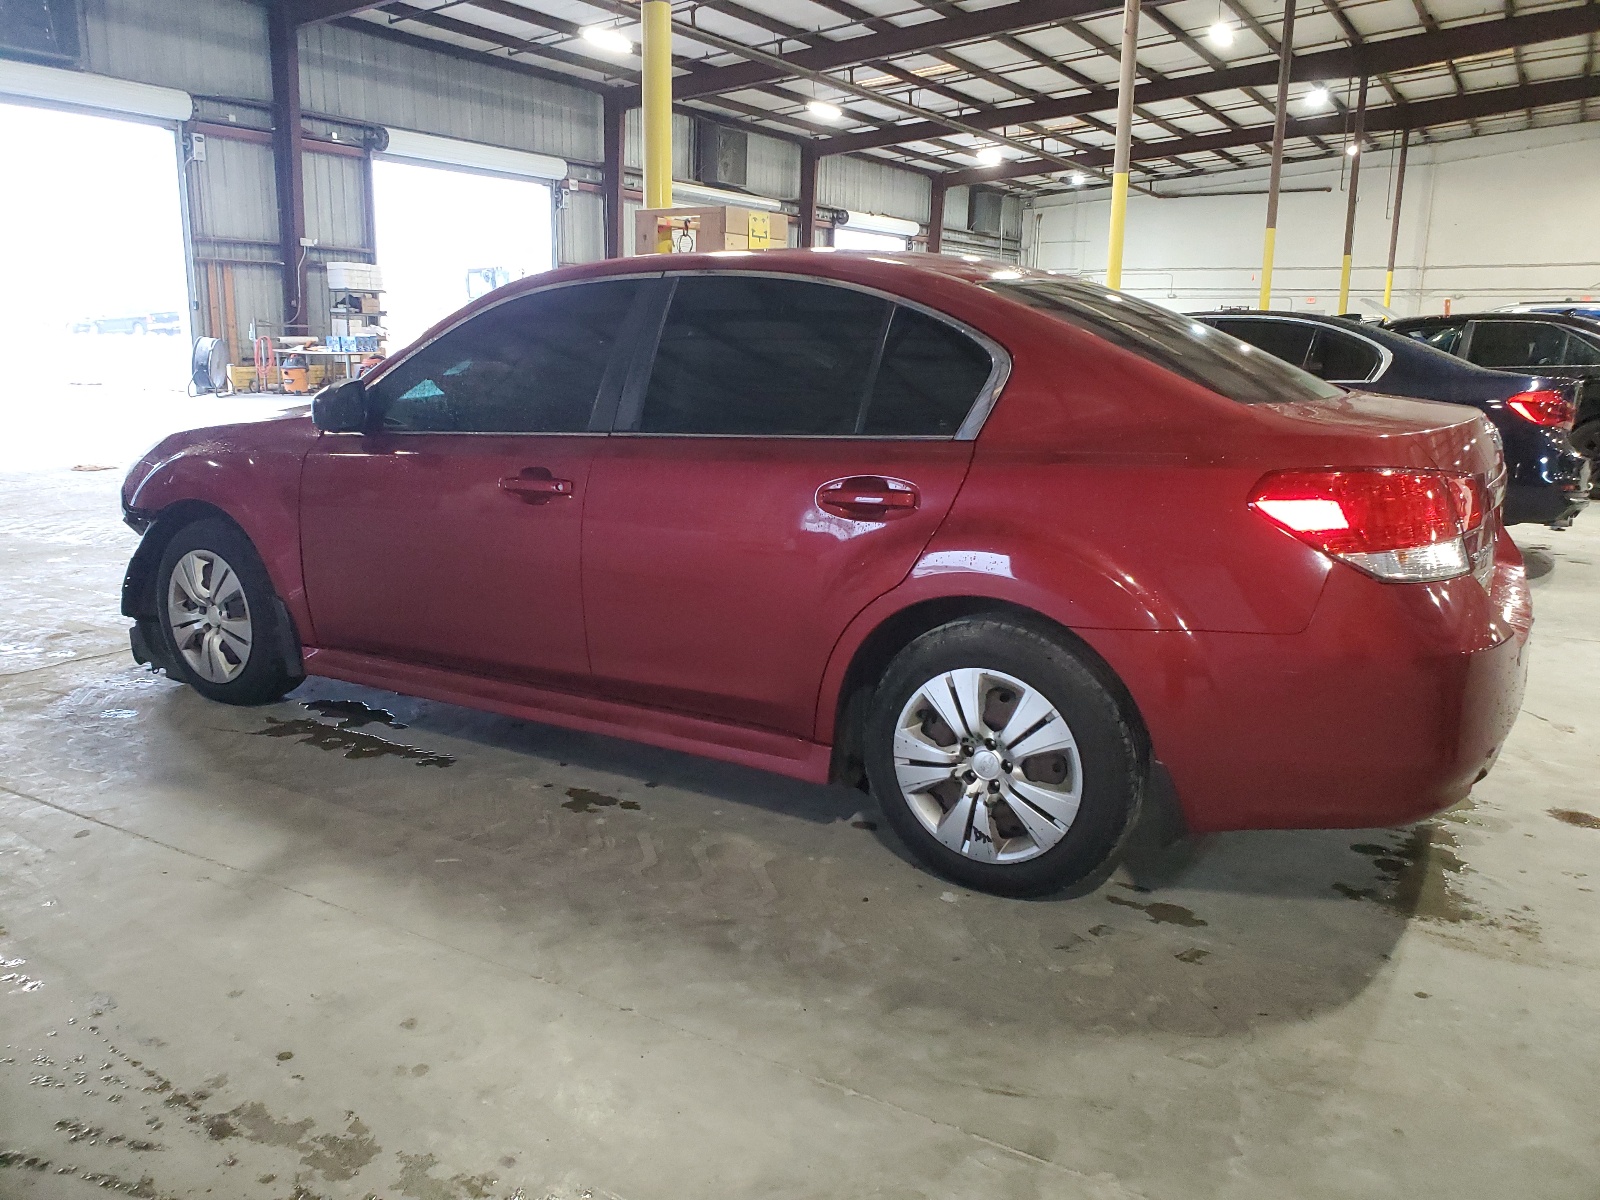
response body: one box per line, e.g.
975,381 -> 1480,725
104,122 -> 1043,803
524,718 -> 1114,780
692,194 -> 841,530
641,0 -> 673,212
1259,0 -> 1295,310
1105,0 -> 1140,289
1259,227 -> 1277,311
1106,172 -> 1130,290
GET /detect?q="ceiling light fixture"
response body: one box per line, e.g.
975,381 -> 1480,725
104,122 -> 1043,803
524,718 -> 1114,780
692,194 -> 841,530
975,145 -> 1005,166
1304,84 -> 1331,109
806,100 -> 843,122
580,26 -> 633,55
1207,20 -> 1235,47
1346,143 -> 1359,156
1070,171 -> 1086,186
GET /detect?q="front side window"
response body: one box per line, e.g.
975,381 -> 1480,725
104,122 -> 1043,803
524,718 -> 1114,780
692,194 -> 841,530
1209,318 -> 1316,369
1468,320 -> 1567,369
989,280 -> 1342,404
1309,328 -> 1383,382
370,279 -> 641,433
637,276 -> 995,437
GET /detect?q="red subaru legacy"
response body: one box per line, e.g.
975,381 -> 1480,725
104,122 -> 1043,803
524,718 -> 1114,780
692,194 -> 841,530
120,252 -> 1530,896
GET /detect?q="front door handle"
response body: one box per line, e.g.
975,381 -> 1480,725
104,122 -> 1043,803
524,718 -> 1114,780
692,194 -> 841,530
816,476 -> 920,520
499,470 -> 574,503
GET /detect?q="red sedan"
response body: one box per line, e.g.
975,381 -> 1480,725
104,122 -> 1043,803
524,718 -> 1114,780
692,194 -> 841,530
120,252 -> 1530,896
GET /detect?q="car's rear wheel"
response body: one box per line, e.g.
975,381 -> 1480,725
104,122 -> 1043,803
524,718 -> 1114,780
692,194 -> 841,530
155,519 -> 295,706
864,616 -> 1144,897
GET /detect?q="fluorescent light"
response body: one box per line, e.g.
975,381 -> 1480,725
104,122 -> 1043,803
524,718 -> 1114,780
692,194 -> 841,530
580,26 -> 632,55
1304,84 -> 1331,109
975,145 -> 1005,166
806,100 -> 843,122
1207,21 -> 1235,47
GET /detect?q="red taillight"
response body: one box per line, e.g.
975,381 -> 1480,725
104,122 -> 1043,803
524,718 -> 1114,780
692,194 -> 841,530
1505,389 -> 1575,429
1249,469 -> 1487,582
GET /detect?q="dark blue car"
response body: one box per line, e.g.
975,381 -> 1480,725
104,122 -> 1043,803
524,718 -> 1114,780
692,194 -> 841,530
1191,310 -> 1590,529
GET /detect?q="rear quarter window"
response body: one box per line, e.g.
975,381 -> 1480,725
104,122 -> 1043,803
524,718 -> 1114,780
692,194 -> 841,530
987,280 -> 1342,405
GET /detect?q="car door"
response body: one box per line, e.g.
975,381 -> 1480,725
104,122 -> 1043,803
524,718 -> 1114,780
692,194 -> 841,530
300,277 -> 648,690
581,273 -> 1003,736
1464,319 -> 1568,371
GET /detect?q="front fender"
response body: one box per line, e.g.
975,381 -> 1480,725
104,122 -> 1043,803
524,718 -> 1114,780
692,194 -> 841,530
123,417 -> 317,642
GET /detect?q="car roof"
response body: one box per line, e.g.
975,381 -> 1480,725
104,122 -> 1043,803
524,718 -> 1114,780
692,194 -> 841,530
1391,310 -> 1600,331
1190,309 -> 1379,330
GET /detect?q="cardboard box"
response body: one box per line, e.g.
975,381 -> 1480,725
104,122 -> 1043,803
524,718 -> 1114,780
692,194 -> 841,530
634,206 -> 791,256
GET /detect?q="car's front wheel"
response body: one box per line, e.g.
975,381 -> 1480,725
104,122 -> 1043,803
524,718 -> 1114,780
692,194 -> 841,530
864,616 -> 1145,898
155,518 -> 296,705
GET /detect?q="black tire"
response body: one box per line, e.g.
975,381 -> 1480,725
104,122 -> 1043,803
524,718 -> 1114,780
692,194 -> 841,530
863,615 -> 1145,898
154,518 -> 295,706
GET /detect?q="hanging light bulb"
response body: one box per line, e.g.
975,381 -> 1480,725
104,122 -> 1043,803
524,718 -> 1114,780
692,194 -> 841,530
1070,171 -> 1087,186
806,100 -> 843,123
975,145 -> 1005,166
1346,142 -> 1360,157
580,26 -> 633,55
1207,20 -> 1235,48
1305,84 -> 1331,109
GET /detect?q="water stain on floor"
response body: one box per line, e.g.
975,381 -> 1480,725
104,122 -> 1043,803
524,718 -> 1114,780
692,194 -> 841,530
1549,808 -> 1600,829
302,699 -> 408,730
202,1102 -> 379,1182
1337,824 -> 1477,922
1105,894 -> 1208,927
561,787 -> 640,813
253,717 -> 454,768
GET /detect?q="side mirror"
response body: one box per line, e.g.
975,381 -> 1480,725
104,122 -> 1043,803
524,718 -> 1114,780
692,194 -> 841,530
312,379 -> 368,432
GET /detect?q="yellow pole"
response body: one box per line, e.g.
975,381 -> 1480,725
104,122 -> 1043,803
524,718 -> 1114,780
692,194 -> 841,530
1260,0 -> 1295,310
641,0 -> 673,212
1259,227 -> 1276,310
1383,269 -> 1394,308
1337,254 -> 1354,315
1105,0 -> 1139,289
1106,173 -> 1130,290
1337,76 -> 1369,315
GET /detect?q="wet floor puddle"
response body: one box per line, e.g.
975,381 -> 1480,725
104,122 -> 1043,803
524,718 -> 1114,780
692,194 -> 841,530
1105,892 -> 1208,927
561,787 -> 640,813
1335,820 -> 1537,938
1549,808 -> 1600,829
251,708 -> 453,768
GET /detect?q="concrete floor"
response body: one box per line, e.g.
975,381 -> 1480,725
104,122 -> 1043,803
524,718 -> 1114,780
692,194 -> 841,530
2,385 -> 1598,1200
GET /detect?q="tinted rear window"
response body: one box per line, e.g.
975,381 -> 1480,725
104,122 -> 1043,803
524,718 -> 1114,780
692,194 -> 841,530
987,280 -> 1342,404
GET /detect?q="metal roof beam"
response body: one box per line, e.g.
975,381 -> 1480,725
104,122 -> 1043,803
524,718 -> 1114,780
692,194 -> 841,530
818,4 -> 1600,155
283,0 -> 385,25
939,72 -> 1600,185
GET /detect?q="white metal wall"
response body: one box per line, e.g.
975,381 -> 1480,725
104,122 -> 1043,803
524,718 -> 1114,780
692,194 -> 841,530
300,22 -> 603,165
818,156 -> 931,223
80,0 -> 272,101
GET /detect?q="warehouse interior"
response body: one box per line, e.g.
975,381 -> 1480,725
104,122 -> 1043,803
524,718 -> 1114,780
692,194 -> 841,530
1,0 -> 1598,1196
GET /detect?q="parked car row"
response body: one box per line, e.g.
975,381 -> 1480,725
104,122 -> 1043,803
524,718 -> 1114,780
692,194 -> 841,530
1193,310 -> 1591,528
119,252 -> 1533,897
70,311 -> 184,336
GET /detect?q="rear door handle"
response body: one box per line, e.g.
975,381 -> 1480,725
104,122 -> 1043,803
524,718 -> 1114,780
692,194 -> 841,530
499,472 -> 574,503
816,476 -> 920,520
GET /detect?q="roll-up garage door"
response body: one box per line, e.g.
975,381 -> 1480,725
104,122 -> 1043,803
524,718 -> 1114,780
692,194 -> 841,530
372,129 -> 565,348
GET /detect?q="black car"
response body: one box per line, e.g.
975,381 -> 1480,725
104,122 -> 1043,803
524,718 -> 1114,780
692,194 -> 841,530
1387,311 -> 1600,463
1192,310 -> 1589,528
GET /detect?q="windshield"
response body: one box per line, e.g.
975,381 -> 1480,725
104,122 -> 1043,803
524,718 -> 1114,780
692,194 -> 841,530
985,278 -> 1343,405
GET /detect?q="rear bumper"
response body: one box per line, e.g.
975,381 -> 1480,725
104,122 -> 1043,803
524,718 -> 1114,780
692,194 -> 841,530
1501,436 -> 1590,526
1084,537 -> 1532,833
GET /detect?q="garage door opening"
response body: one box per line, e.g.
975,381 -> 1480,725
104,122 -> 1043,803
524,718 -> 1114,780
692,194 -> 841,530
0,100 -> 193,467
371,157 -> 555,351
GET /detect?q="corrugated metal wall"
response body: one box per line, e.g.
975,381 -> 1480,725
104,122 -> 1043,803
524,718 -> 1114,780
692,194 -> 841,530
559,190 -> 606,266
818,156 -> 931,223
301,23 -> 602,165
80,0 -> 272,101
184,133 -> 283,355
